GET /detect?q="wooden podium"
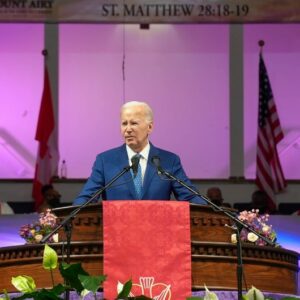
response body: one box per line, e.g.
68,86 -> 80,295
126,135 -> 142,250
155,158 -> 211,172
0,203 -> 298,294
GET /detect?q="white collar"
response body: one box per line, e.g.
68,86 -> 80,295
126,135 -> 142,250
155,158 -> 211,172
126,143 -> 150,160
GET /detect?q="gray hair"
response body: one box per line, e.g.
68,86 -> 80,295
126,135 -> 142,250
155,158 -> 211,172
121,101 -> 153,123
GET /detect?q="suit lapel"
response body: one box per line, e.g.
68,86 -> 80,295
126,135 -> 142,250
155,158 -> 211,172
118,145 -> 137,199
142,145 -> 159,198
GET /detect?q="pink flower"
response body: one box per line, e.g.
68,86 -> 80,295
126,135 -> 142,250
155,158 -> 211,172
236,210 -> 277,247
19,210 -> 58,244
238,210 -> 258,224
39,210 -> 57,228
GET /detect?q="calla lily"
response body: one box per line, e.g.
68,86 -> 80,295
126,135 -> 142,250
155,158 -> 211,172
245,286 -> 264,300
0,289 -> 10,300
80,288 -> 90,299
203,285 -> 219,300
43,244 -> 58,270
117,281 -> 124,294
11,275 -> 36,293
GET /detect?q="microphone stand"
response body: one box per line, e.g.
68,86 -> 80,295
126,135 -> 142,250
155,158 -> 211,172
157,167 -> 276,300
40,165 -> 132,300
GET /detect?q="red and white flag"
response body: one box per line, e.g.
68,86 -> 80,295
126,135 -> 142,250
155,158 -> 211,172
255,53 -> 287,212
32,66 -> 59,210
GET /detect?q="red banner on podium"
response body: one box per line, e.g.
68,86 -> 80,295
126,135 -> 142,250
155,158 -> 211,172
103,200 -> 191,300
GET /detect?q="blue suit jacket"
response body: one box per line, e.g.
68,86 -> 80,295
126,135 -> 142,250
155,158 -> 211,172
73,144 -> 205,205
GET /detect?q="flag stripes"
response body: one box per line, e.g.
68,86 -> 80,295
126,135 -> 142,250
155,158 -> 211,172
255,54 -> 286,211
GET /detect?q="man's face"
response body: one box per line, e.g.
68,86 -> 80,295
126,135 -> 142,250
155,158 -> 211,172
121,105 -> 153,152
207,189 -> 223,206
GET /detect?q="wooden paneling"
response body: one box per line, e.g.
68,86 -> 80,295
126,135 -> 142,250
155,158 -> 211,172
0,203 -> 298,294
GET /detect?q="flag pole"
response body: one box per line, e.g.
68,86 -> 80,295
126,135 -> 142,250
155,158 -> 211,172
255,40 -> 287,213
32,48 -> 59,210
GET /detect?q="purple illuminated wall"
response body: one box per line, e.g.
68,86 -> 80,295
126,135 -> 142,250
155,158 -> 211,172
1,24 -> 300,179
0,24 -> 44,178
59,24 -> 229,178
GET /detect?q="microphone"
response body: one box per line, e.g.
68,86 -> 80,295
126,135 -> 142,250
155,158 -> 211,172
151,156 -> 163,175
131,154 -> 141,177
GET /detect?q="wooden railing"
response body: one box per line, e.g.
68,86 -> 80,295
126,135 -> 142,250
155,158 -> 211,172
0,203 -> 298,294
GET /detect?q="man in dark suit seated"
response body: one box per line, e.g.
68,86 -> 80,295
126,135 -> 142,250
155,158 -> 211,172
73,101 -> 206,205
206,187 -> 231,208
37,184 -> 62,213
250,190 -> 276,214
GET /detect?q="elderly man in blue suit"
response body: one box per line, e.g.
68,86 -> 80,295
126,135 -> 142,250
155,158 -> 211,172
73,101 -> 205,205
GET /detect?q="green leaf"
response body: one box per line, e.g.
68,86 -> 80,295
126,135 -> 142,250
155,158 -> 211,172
78,274 -> 107,294
11,284 -> 66,300
59,262 -> 89,293
11,276 -> 36,293
43,244 -> 58,270
10,292 -> 37,300
117,279 -> 132,299
186,297 -> 204,300
34,288 -> 65,300
49,284 -> 67,296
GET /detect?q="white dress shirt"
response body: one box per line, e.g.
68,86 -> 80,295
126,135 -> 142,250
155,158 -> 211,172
126,143 -> 150,183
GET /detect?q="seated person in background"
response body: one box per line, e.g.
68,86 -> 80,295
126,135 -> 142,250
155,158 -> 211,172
0,201 -> 14,214
250,190 -> 274,214
73,101 -> 206,205
206,187 -> 231,208
37,184 -> 61,213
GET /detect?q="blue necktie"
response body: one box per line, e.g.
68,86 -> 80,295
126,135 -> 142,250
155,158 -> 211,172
133,154 -> 143,199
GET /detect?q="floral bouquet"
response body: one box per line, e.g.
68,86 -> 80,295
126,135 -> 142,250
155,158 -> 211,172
231,209 -> 277,246
19,209 -> 59,244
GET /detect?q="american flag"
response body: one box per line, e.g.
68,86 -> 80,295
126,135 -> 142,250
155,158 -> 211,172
255,53 -> 287,212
